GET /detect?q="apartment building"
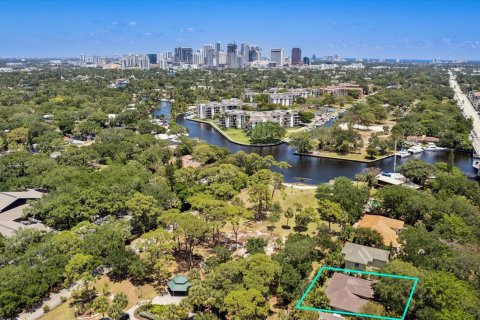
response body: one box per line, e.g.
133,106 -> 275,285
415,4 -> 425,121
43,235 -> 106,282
222,109 -> 299,129
196,98 -> 256,119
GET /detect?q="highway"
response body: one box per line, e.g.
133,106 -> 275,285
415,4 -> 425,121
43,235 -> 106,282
449,70 -> 480,157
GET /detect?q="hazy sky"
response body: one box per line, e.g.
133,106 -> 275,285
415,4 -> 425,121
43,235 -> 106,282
2,0 -> 480,59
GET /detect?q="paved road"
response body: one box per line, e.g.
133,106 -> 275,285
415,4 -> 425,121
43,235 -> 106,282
17,287 -> 74,320
449,70 -> 480,155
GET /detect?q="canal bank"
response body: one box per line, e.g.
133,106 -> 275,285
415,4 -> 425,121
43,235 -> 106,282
294,152 -> 394,163
177,116 -> 476,184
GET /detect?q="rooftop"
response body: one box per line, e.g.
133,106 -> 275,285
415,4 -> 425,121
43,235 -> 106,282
341,242 -> 390,265
325,273 -> 374,313
167,275 -> 191,293
357,214 -> 405,248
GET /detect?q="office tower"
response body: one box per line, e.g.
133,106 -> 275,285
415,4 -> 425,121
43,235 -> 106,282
80,54 -> 86,62
291,48 -> 302,65
147,54 -> 157,64
205,48 -> 216,66
215,42 -> 221,52
270,48 -> 285,67
248,46 -> 261,62
303,56 -> 310,65
193,51 -> 202,65
174,47 -> 193,64
203,44 -> 213,64
240,43 -> 250,62
227,43 -> 238,68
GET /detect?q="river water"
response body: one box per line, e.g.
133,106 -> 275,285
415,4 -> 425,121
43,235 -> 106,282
176,117 -> 476,184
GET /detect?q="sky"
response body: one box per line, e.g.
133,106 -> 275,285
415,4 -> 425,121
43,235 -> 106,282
1,0 -> 480,60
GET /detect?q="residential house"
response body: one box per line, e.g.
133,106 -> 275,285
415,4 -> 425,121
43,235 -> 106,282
0,190 -> 47,237
357,214 -> 405,249
341,242 -> 390,270
325,273 -> 374,313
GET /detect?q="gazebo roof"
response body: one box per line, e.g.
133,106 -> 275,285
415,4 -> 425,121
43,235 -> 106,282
167,275 -> 191,292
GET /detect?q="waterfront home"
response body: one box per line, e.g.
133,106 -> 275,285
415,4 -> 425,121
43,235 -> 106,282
341,242 -> 390,270
375,172 -> 422,190
406,135 -> 440,143
357,215 -> 404,249
325,273 -> 374,313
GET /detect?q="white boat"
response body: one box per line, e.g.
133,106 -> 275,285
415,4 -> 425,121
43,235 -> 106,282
396,150 -> 411,158
407,145 -> 424,154
424,143 -> 446,151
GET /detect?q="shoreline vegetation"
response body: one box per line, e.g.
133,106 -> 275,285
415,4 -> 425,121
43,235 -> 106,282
294,151 -> 394,163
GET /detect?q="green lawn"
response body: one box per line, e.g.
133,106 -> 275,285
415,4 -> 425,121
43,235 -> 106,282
222,128 -> 251,144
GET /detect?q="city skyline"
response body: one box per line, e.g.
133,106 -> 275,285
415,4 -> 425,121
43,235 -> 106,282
2,0 -> 480,60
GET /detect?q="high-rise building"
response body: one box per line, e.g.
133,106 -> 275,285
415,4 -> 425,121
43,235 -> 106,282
303,56 -> 310,65
218,51 -> 227,66
193,51 -> 202,65
203,44 -> 213,64
291,48 -> 302,65
227,43 -> 238,68
158,58 -> 168,69
121,54 -> 150,69
248,46 -> 262,62
147,54 -> 158,64
174,47 -> 193,64
215,42 -> 221,52
270,48 -> 285,67
205,48 -> 217,67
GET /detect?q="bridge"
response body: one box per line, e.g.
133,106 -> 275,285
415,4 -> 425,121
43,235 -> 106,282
449,70 -> 480,175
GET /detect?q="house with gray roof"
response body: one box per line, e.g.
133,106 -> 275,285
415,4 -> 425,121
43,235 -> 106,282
325,272 -> 374,313
341,242 -> 390,270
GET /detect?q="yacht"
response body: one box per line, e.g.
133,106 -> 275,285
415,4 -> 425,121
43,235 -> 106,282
424,143 -> 446,151
396,150 -> 411,158
407,145 -> 424,154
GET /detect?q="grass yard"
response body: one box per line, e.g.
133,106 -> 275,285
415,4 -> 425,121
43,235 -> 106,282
224,187 -> 341,240
222,127 -> 251,144
40,277 -> 158,320
39,301 -> 76,320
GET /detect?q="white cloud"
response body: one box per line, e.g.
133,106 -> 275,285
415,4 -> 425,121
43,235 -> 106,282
181,27 -> 195,33
128,21 -> 137,27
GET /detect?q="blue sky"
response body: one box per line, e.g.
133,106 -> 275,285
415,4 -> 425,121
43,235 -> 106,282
1,0 -> 480,59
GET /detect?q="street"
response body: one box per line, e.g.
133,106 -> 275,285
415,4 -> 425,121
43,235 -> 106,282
449,70 -> 480,155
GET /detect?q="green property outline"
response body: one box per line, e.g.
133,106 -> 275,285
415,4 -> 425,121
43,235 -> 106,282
295,266 -> 418,320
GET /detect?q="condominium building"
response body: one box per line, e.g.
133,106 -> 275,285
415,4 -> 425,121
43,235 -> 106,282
268,88 -> 309,106
121,54 -> 150,69
320,83 -> 364,97
196,98 -> 256,119
222,109 -> 299,129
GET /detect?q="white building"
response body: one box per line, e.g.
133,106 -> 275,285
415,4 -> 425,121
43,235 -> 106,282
121,54 -> 150,69
222,109 -> 299,129
270,48 -> 285,67
193,52 -> 202,66
196,98 -> 256,119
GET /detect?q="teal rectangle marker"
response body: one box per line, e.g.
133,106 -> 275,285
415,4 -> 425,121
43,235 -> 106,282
296,266 -> 418,320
